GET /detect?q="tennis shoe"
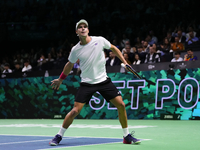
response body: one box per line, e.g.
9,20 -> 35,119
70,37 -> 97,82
49,134 -> 62,146
123,131 -> 141,144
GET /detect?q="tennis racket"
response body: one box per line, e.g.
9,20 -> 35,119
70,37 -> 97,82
121,63 -> 142,79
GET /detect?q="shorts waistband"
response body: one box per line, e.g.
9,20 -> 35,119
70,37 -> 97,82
80,78 -> 111,87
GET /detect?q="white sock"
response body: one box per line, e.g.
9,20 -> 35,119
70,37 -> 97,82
57,127 -> 67,137
122,128 -> 129,137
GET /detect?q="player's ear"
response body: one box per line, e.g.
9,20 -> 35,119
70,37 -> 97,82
76,30 -> 79,36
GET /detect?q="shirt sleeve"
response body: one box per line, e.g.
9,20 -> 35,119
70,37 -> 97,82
101,37 -> 111,49
68,48 -> 78,63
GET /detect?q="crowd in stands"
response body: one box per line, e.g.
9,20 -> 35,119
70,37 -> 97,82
0,0 -> 200,74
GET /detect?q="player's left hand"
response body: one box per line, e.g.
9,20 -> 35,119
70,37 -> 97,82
51,78 -> 63,90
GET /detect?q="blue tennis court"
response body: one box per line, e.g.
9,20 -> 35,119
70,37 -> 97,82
0,135 -> 123,150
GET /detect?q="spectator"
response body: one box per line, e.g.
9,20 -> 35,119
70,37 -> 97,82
104,51 -> 109,61
133,54 -> 141,65
121,42 -> 135,54
184,49 -> 198,61
186,31 -> 199,45
142,41 -> 150,53
74,59 -> 80,69
144,46 -> 160,63
13,62 -> 22,72
13,53 -> 23,68
149,30 -> 158,43
136,46 -> 147,63
22,60 -> 32,72
120,34 -> 130,49
171,36 -> 184,52
166,31 -> 175,43
74,59 -> 81,75
112,39 -> 120,49
0,61 -> 5,73
106,51 -> 121,66
37,54 -> 47,66
46,53 -> 55,62
159,37 -> 171,54
123,53 -> 131,65
158,37 -> 173,61
145,34 -> 155,45
177,29 -> 186,43
55,52 -> 66,69
121,44 -> 135,63
186,26 -> 197,39
134,36 -> 142,48
172,26 -> 186,38
29,48 -> 37,66
43,53 -> 55,70
171,52 -> 183,62
50,47 -> 57,60
3,63 -> 12,73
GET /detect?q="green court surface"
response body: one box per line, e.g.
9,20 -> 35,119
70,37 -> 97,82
0,119 -> 199,150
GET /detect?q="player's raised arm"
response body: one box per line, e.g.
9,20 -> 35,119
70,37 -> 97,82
109,44 -> 128,65
51,61 -> 74,90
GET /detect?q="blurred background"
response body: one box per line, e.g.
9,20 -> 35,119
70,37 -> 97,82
0,0 -> 200,72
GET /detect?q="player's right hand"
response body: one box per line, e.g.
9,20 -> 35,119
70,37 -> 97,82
51,78 -> 63,90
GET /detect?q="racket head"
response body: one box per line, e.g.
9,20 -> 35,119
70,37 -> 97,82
125,64 -> 142,79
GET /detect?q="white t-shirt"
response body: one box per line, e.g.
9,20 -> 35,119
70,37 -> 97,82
68,36 -> 111,84
171,57 -> 183,62
22,65 -> 32,72
3,69 -> 12,73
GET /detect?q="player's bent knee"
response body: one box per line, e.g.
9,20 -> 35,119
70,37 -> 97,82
70,108 -> 80,118
116,101 -> 126,110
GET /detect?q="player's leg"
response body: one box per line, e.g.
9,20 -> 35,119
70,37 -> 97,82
110,96 -> 141,144
62,102 -> 85,129
110,96 -> 127,128
49,83 -> 96,146
98,78 -> 141,144
49,102 -> 85,146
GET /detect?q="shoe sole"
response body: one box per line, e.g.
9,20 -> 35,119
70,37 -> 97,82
134,140 -> 141,144
49,142 -> 58,146
123,140 -> 141,144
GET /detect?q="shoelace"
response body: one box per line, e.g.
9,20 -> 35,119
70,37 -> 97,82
130,131 -> 135,137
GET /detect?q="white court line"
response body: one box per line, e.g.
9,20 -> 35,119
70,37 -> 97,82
0,137 -> 77,145
0,134 -> 54,137
0,134 -> 122,139
0,134 -> 152,140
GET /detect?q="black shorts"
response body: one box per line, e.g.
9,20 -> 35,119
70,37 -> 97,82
75,78 -> 121,104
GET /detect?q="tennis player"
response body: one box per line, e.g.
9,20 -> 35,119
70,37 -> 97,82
49,19 -> 141,146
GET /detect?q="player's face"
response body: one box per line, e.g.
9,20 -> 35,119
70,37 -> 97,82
76,23 -> 89,37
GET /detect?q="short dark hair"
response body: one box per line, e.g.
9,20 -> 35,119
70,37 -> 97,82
187,48 -> 193,52
175,51 -> 181,55
137,45 -> 143,49
4,63 -> 10,67
15,62 -> 21,65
